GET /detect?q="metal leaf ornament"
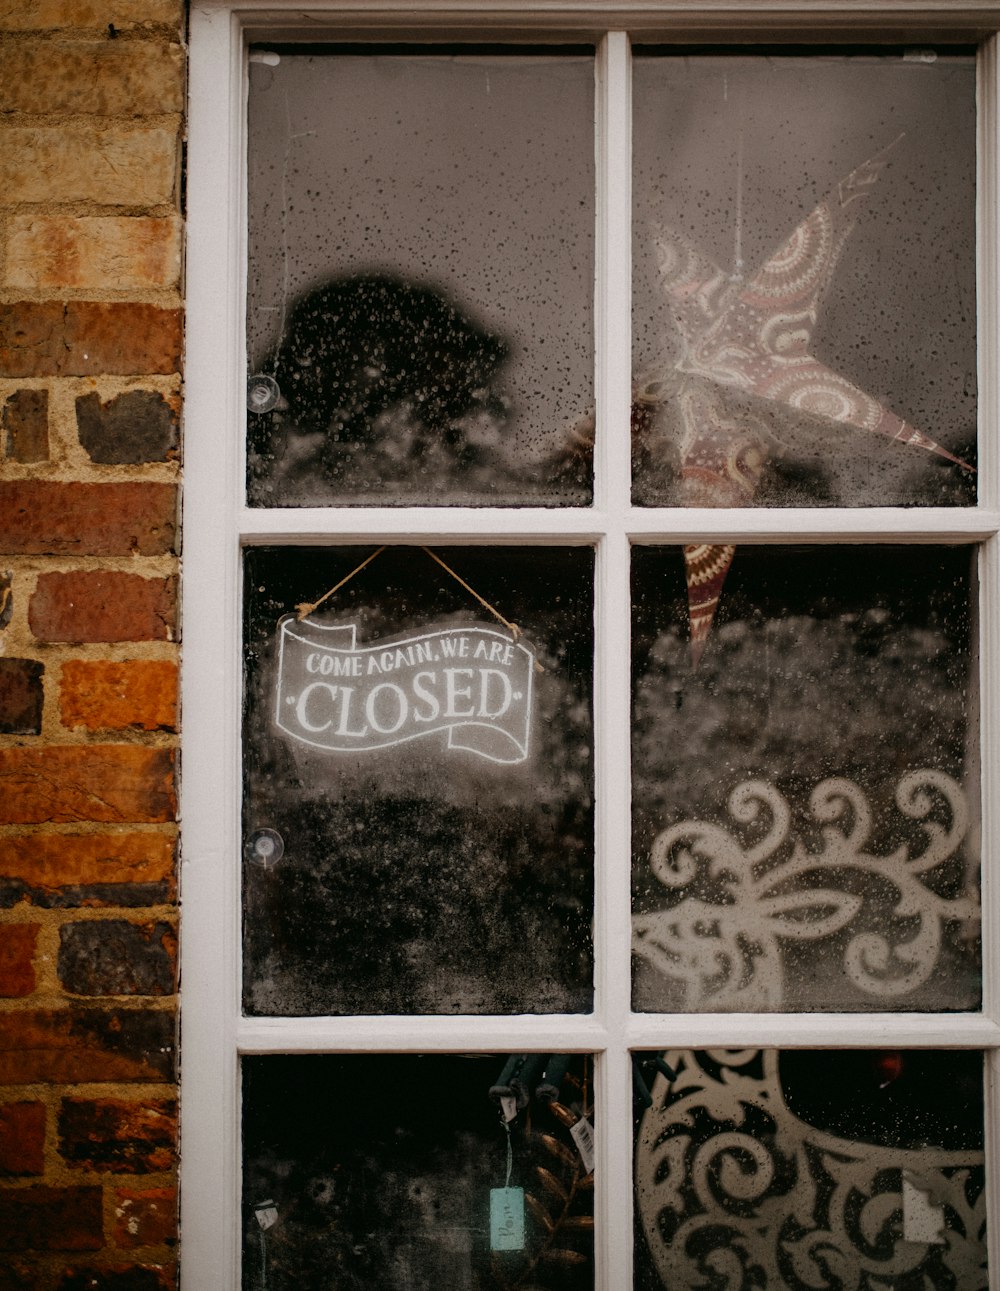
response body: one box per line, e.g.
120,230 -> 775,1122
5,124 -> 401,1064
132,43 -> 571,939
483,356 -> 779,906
641,138 -> 973,662
491,1061 -> 594,1290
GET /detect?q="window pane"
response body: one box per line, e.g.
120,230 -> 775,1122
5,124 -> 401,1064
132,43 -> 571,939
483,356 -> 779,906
631,545 -> 980,1012
243,1054 -> 595,1290
633,1048 -> 986,1289
632,53 -> 976,508
243,545 -> 594,1014
247,49 -> 594,507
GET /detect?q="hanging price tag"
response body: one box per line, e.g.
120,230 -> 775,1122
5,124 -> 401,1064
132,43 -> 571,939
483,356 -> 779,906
254,1199 -> 278,1231
490,1186 -> 525,1250
499,1094 -> 518,1124
570,1117 -> 595,1174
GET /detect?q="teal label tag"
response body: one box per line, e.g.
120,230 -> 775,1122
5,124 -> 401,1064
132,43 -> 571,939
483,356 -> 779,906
490,1186 -> 525,1251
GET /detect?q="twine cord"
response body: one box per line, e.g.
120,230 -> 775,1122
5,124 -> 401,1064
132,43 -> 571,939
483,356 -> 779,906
295,548 -> 542,672
295,546 -> 387,619
419,546 -> 521,641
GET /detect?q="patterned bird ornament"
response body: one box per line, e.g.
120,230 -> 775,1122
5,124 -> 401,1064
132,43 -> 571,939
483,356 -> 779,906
636,137 -> 974,663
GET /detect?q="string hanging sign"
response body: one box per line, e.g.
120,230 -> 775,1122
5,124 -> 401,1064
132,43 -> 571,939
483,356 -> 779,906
273,548 -> 537,766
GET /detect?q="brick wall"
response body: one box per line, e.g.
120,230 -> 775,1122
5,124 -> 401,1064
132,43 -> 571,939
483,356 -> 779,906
0,3 -> 184,1287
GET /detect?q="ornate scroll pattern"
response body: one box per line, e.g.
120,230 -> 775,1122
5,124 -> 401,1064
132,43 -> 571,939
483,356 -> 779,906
632,772 -> 979,1011
635,1050 -> 987,1291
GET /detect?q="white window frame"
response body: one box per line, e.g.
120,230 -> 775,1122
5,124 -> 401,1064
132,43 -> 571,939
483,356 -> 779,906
182,4 -> 1000,1286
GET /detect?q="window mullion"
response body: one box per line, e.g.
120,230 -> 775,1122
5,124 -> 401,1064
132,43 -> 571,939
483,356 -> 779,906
594,31 -> 633,1291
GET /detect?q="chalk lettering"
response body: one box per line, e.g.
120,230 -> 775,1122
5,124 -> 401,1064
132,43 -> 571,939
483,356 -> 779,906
365,682 -> 408,735
444,668 -> 476,718
412,671 -> 441,723
479,669 -> 512,719
275,619 -> 534,764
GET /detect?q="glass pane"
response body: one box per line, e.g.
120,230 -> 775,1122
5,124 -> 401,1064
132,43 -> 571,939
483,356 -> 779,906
243,1054 -> 595,1290
634,1048 -> 986,1289
632,53 -> 976,508
631,545 -> 980,1012
247,48 -> 594,507
243,545 -> 594,1014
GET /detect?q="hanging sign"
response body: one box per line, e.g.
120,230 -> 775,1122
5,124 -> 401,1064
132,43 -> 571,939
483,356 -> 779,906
274,617 -> 534,764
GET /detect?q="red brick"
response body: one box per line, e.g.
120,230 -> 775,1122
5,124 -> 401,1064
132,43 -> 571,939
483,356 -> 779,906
0,833 -> 175,905
6,217 -> 182,293
0,304 -> 182,380
2,389 -> 49,463
76,391 -> 179,465
0,42 -> 184,116
0,659 -> 44,736
58,920 -> 176,997
0,925 -> 39,997
0,746 -> 175,825
60,662 -> 177,733
0,483 -> 176,558
112,1187 -> 176,1248
0,0 -> 182,32
30,573 -> 176,644
0,1186 -> 102,1251
0,1007 -> 175,1084
59,1098 -> 175,1173
0,1102 -> 46,1175
0,126 -> 176,206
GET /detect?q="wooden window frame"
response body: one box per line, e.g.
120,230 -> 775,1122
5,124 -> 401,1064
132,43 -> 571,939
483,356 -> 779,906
182,4 -> 1000,1285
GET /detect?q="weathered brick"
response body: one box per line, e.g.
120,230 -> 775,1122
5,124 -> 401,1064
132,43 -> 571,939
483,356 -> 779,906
112,1187 -> 176,1248
76,392 -> 178,465
0,833 -> 175,908
5,217 -> 182,294
0,1186 -> 103,1251
0,482 -> 176,557
0,572 -> 11,629
0,1007 -> 175,1084
56,1267 -> 172,1291
0,42 -> 184,115
2,389 -> 49,463
0,303 -> 182,379
0,746 -> 175,825
59,921 -> 176,997
0,925 -> 39,997
30,572 -> 176,644
0,659 -> 44,736
61,661 -> 177,734
0,0 -> 181,31
0,1102 -> 46,1175
59,1098 -> 175,1173
0,127 -> 177,206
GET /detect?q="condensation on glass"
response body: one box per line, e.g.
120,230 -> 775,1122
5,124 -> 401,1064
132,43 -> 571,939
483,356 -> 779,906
633,1048 -> 986,1289
243,545 -> 594,1015
631,545 -> 980,1013
246,47 -> 595,506
631,53 -> 977,509
242,1053 -> 595,1290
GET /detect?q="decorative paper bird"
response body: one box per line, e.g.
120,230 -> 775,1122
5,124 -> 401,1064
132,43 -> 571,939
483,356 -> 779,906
636,138 -> 973,662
